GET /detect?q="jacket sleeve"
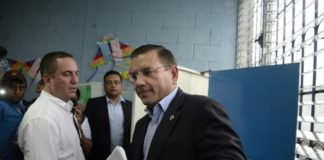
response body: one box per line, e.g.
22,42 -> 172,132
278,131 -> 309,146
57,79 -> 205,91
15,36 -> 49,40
194,99 -> 247,160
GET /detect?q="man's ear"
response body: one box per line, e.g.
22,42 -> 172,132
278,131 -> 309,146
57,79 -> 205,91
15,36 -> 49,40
171,65 -> 178,82
42,74 -> 51,85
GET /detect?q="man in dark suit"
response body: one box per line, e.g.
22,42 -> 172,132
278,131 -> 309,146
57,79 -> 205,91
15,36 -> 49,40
128,44 -> 246,160
85,70 -> 132,160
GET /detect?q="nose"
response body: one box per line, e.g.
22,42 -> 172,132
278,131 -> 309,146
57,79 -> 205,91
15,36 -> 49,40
13,87 -> 24,95
71,73 -> 79,84
132,74 -> 146,86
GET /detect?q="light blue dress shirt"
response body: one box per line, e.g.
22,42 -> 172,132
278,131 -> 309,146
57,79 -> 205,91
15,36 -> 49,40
106,96 -> 125,152
143,86 -> 179,160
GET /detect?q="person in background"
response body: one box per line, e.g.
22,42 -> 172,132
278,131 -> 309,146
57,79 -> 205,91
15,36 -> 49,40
73,88 -> 86,112
29,79 -> 44,104
128,44 -> 247,160
35,79 -> 44,94
85,70 -> 132,160
18,51 -> 85,160
0,70 -> 27,160
71,88 -> 92,157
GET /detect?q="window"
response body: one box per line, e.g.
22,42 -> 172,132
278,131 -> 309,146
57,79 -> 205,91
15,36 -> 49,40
237,0 -> 324,159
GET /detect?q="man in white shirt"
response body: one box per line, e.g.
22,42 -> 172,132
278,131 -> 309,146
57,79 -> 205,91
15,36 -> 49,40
18,51 -> 85,160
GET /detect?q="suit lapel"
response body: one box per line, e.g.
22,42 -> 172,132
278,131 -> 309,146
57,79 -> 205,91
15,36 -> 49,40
121,100 -> 132,146
133,116 -> 151,160
100,97 -> 110,137
147,89 -> 185,160
121,100 -> 132,130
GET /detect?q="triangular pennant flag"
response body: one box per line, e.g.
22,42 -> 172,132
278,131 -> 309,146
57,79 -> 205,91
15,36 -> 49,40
25,59 -> 35,68
89,49 -> 106,70
110,39 -> 122,58
98,41 -> 112,62
28,58 -> 41,79
119,42 -> 129,50
7,58 -> 30,75
120,42 -> 134,57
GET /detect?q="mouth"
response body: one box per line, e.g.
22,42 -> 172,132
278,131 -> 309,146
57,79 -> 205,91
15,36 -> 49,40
137,89 -> 151,99
70,88 -> 78,92
13,96 -> 21,100
110,89 -> 116,92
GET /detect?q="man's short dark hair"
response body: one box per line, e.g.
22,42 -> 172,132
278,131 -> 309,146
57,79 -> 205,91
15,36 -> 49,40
1,70 -> 27,87
103,70 -> 122,82
130,44 -> 177,66
39,51 -> 74,77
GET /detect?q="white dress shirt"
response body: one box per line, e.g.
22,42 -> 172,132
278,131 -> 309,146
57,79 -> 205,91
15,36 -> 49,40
81,117 -> 91,139
106,96 -> 125,152
18,91 -> 85,160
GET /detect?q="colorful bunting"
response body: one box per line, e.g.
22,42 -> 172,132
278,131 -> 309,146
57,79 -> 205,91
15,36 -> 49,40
87,35 -> 134,82
7,58 -> 34,75
110,39 -> 123,58
98,41 -> 112,62
89,49 -> 106,70
28,58 -> 41,79
120,42 -> 134,57
121,70 -> 129,80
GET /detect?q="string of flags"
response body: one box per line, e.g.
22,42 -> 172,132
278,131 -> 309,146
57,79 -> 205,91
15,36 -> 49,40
87,35 -> 134,82
0,36 -> 134,83
4,58 -> 41,80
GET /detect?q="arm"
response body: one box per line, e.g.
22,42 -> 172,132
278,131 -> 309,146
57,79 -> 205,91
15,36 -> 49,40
80,117 -> 92,155
73,106 -> 93,156
80,129 -> 93,155
18,118 -> 59,160
195,100 -> 247,160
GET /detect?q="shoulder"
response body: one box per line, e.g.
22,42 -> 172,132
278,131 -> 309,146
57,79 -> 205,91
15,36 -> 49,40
85,96 -> 106,113
123,99 -> 132,105
20,113 -> 58,134
86,96 -> 106,104
0,100 -> 10,108
181,93 -> 225,113
0,101 -> 11,113
183,93 -> 214,106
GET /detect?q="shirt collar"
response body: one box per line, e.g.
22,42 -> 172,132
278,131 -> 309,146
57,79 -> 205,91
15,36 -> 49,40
41,90 -> 74,113
106,96 -> 125,104
145,86 -> 179,116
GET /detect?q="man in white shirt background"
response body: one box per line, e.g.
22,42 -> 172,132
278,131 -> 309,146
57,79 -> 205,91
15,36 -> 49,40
18,51 -> 85,160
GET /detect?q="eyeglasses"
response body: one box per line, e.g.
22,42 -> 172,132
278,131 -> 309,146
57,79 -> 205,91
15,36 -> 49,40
105,80 -> 121,85
129,65 -> 168,82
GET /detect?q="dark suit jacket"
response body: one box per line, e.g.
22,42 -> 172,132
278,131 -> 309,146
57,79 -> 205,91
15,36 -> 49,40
129,89 -> 246,160
85,96 -> 132,160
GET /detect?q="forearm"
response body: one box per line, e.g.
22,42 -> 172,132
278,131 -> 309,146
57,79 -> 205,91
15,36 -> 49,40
80,130 -> 92,155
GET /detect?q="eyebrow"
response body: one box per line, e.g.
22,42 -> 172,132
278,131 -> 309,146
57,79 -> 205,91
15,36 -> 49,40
130,67 -> 153,73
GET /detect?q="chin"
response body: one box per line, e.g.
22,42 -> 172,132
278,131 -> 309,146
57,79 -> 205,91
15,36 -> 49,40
141,100 -> 154,106
10,100 -> 20,104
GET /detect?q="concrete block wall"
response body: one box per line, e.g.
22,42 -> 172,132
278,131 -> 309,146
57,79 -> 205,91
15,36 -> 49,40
0,0 -> 238,100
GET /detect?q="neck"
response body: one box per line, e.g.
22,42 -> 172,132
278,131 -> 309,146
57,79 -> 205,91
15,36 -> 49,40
8,100 -> 21,105
108,95 -> 120,104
